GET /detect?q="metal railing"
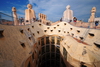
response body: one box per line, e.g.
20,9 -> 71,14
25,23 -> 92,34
0,12 -> 14,25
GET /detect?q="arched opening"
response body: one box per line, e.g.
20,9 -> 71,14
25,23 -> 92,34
24,35 -> 73,67
27,62 -> 30,67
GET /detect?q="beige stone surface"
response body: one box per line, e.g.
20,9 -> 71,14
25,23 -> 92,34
0,21 -> 100,67
0,24 -> 35,67
0,60 -> 14,67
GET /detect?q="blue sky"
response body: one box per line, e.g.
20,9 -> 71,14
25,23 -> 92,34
0,0 -> 100,22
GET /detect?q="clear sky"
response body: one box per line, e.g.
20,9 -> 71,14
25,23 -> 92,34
0,0 -> 100,22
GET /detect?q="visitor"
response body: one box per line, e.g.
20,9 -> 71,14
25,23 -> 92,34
19,17 -> 24,25
60,18 -> 62,22
46,22 -> 51,26
33,18 -> 36,22
36,18 -> 38,21
95,21 -> 99,28
73,17 -> 77,25
73,17 -> 77,22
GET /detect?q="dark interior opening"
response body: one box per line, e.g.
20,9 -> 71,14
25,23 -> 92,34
27,28 -> 30,31
20,42 -> 25,48
32,26 -> 34,28
39,24 -> 41,26
47,27 -> 50,29
44,30 -> 47,32
37,31 -> 39,34
39,45 -> 61,67
0,29 -> 4,38
70,28 -> 73,30
79,37 -> 84,40
77,30 -> 80,33
88,33 -> 94,37
37,36 -> 71,67
64,23 -> 66,25
58,30 -> 61,32
27,62 -> 30,67
20,29 -> 23,33
51,30 -> 53,32
57,25 -> 59,26
94,42 -> 100,48
54,27 -> 56,29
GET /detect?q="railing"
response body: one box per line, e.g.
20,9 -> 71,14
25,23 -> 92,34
0,12 -> 14,25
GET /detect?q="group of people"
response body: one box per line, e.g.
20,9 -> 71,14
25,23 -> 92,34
15,4 -> 100,28
60,16 -> 77,23
19,17 -> 37,25
19,17 -> 24,25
